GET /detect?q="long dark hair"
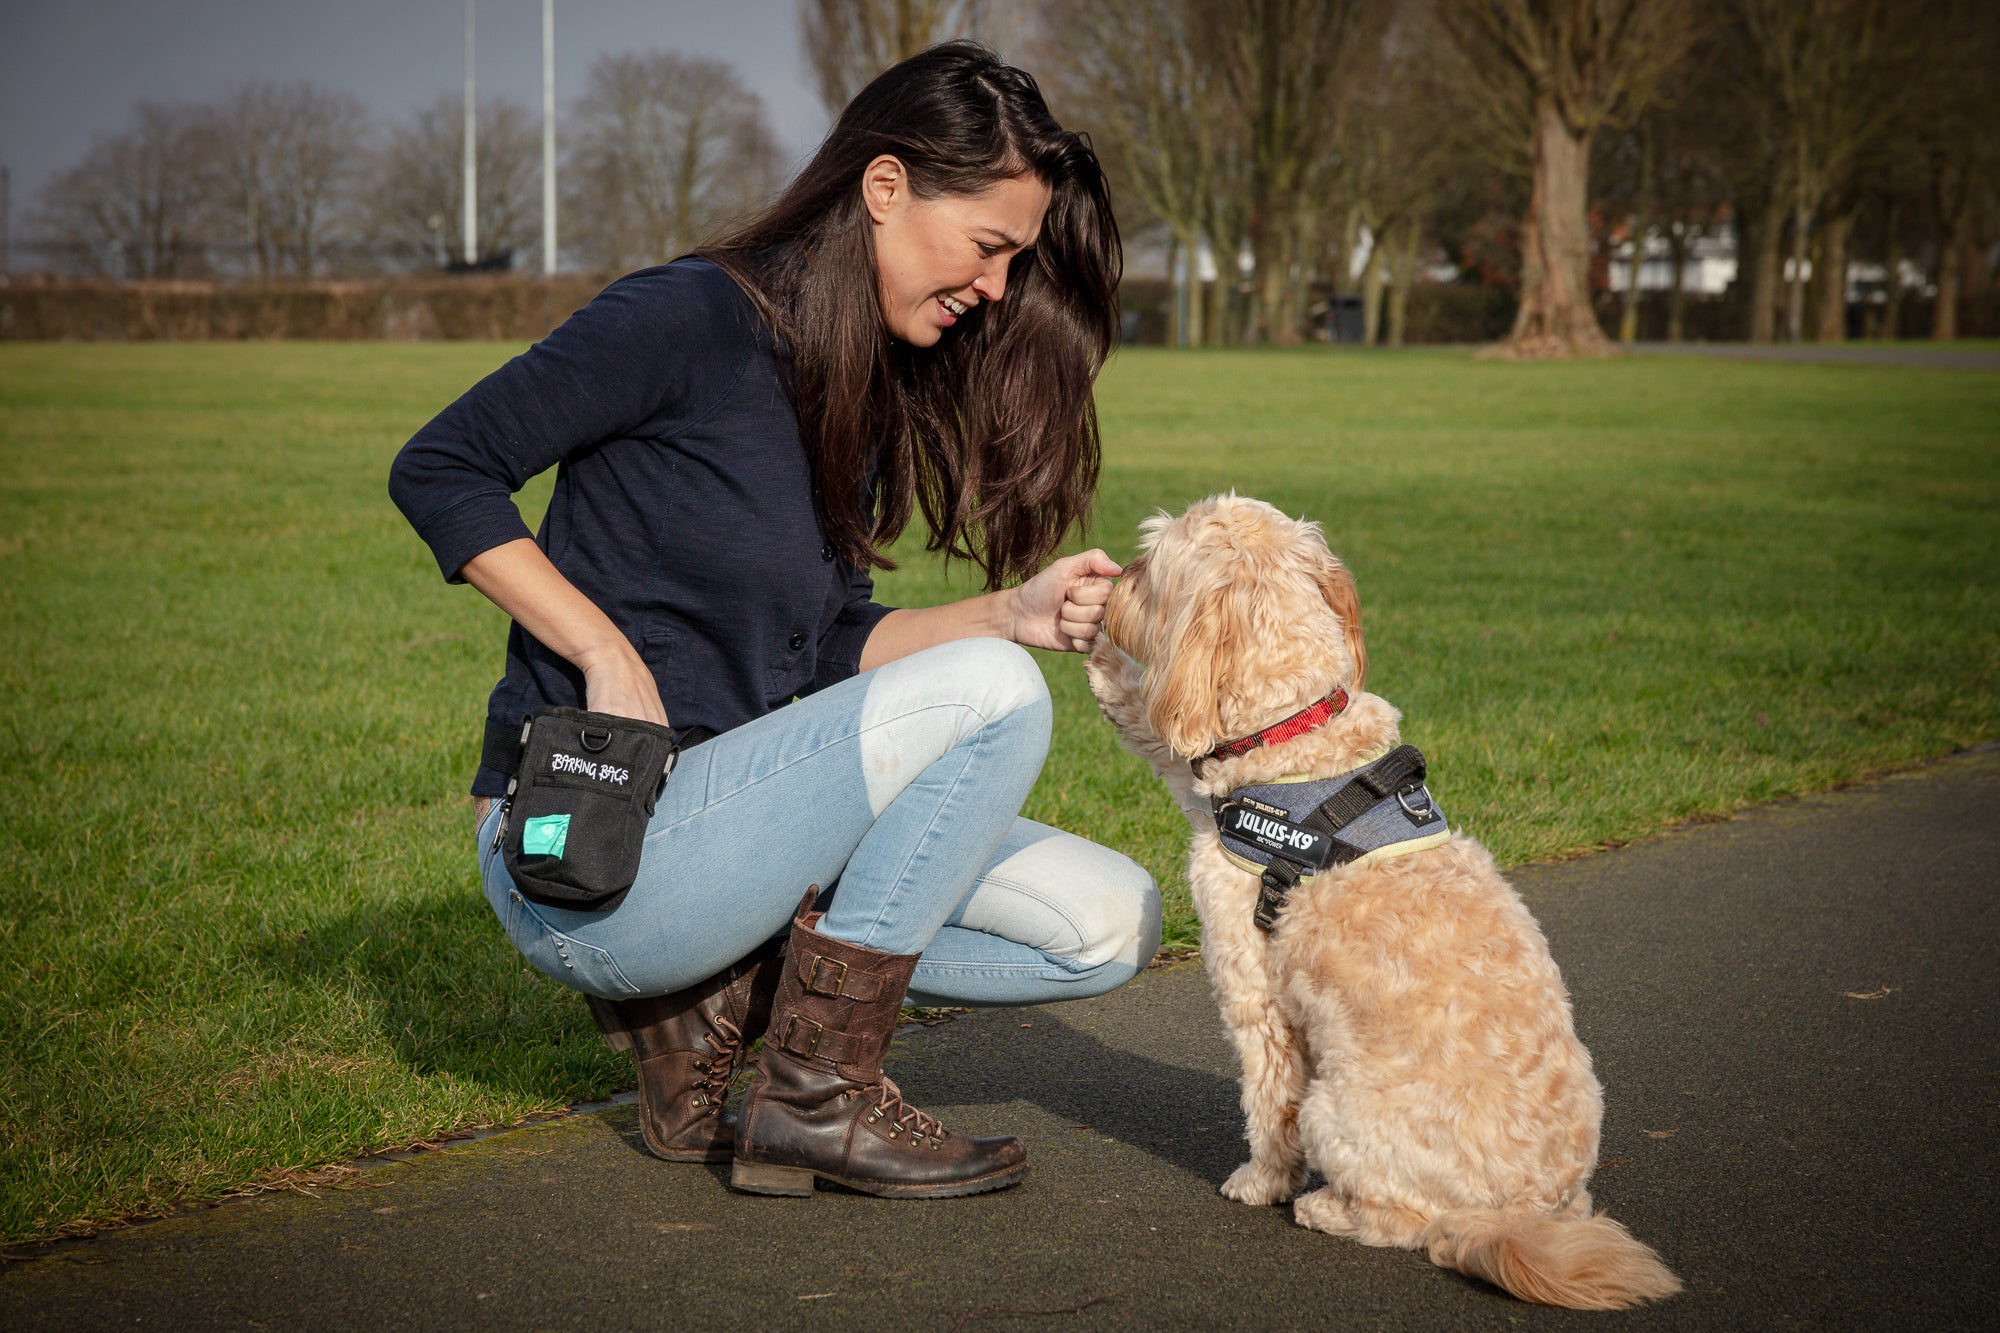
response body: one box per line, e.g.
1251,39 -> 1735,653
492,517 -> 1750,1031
700,42 -> 1120,589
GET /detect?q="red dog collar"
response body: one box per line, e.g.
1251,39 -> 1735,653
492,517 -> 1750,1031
1199,689 -> 1351,771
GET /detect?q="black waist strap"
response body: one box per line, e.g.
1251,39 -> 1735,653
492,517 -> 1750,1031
482,715 -> 715,777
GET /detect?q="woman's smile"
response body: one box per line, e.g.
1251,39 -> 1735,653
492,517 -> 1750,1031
867,164 -> 1051,347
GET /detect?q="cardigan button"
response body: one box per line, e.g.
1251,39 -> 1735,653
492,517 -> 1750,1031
789,631 -> 807,651
820,545 -> 835,562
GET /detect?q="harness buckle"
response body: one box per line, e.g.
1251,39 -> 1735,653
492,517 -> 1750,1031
1254,883 -> 1289,931
1255,862 -> 1298,932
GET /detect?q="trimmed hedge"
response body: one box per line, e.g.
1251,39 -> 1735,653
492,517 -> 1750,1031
0,275 -> 607,342
1114,277 -> 1517,346
6,273 -> 1989,344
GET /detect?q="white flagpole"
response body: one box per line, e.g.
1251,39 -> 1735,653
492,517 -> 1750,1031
462,0 -> 478,265
542,0 -> 556,274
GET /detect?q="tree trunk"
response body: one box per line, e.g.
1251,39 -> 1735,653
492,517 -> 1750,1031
1186,241 -> 1206,349
1323,208 -> 1356,341
1283,215 -> 1316,344
1747,205 -> 1781,343
1500,96 -> 1611,358
1620,219 -> 1644,344
1880,242 -> 1905,342
1666,225 -> 1688,342
1386,217 -> 1419,347
1785,200 -> 1810,342
1620,125 -> 1653,345
1266,230 -> 1307,347
1361,236 -> 1386,346
1932,234 -> 1961,341
1812,210 -> 1853,343
1258,260 -> 1290,346
1205,244 -> 1229,347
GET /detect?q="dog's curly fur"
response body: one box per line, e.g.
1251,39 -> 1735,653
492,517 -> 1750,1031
1086,495 -> 1679,1310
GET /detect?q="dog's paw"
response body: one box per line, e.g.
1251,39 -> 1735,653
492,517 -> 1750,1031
1220,1160 -> 1304,1206
1292,1187 -> 1357,1237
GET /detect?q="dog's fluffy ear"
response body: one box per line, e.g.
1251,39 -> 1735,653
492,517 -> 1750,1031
1143,597 -> 1225,759
1316,552 -> 1368,691
1141,566 -> 1254,759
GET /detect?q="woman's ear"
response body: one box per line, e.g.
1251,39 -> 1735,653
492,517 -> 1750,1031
861,154 -> 908,224
1316,553 -> 1367,691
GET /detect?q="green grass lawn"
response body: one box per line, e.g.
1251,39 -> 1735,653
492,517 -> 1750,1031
2,342 -> 1995,1244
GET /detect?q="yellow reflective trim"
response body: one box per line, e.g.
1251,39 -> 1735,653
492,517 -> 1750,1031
1219,827 -> 1452,880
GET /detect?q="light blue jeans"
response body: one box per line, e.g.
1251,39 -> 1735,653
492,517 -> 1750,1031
476,638 -> 1161,1008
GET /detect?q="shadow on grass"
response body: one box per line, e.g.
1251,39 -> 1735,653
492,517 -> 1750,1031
257,898 -> 1242,1187
250,891 -> 625,1106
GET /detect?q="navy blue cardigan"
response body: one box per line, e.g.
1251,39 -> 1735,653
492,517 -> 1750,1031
389,259 -> 895,797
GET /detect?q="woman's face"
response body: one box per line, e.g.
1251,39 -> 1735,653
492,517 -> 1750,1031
863,155 -> 1051,347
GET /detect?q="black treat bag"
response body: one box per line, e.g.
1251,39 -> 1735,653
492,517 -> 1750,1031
498,707 -> 679,910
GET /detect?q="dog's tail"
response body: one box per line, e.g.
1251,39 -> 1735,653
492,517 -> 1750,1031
1421,1205 -> 1681,1310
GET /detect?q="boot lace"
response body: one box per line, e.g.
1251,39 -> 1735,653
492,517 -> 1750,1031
865,1076 -> 947,1143
689,1016 -> 743,1115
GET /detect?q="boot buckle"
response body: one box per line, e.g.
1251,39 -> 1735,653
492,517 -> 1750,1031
781,1014 -> 824,1057
804,954 -> 849,997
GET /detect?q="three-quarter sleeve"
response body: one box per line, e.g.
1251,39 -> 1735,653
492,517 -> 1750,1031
388,264 -> 752,583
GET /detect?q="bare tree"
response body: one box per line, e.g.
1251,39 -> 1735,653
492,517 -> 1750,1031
33,101 -> 211,278
1049,0 -> 1382,346
1439,0 -> 1698,357
1670,8 -> 1791,344
1907,0 -> 2000,341
200,80 -> 370,278
1597,89 -> 1728,344
799,0 -> 1000,115
1338,0 -> 1458,346
359,94 -> 541,270
1048,0 -> 1223,344
1731,0 -> 1910,343
563,52 -> 783,272
1201,0 -> 1385,345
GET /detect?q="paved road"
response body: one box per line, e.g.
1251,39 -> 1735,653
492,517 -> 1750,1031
1634,341 -> 2000,371
5,749 -> 1997,1330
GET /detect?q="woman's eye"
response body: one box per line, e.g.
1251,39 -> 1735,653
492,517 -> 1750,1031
975,241 -> 1001,258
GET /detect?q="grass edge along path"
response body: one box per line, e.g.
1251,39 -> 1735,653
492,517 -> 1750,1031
1,342 -> 1995,1245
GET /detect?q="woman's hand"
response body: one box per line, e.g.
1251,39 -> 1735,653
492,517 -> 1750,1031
578,642 -> 670,725
1009,549 -> 1123,653
461,539 -> 668,724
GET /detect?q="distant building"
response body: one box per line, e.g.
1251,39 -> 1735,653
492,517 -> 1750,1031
1607,226 -> 1738,296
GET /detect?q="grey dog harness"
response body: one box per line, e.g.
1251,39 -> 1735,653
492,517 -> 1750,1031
1213,744 -> 1450,931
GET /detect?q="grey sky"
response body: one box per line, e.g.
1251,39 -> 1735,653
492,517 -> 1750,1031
0,1 -> 832,213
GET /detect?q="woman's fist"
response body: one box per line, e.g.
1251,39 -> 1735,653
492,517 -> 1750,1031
1009,549 -> 1122,653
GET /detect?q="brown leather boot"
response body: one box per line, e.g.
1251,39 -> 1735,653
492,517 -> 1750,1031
729,910 -> 1027,1198
584,933 -> 785,1162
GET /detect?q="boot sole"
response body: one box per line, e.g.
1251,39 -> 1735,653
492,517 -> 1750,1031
649,1145 -> 733,1163
729,1159 -> 1028,1199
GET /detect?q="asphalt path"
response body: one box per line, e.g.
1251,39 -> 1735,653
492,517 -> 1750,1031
4,749 -> 1996,1330
1633,341 -> 2000,371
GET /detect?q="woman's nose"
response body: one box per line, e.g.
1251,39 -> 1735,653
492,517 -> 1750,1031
972,261 -> 1008,304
